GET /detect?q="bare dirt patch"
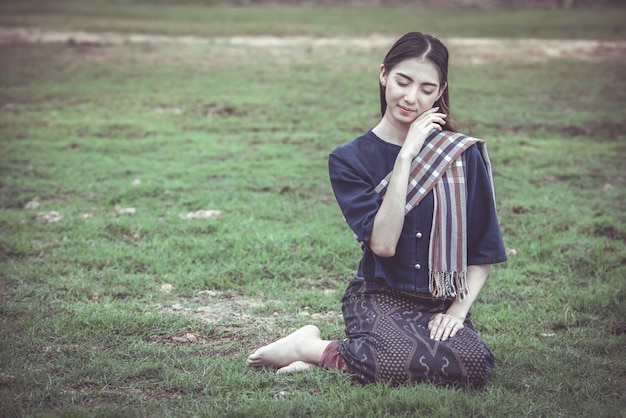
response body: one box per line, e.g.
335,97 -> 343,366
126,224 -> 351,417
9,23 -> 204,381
157,292 -> 341,327
151,289 -> 341,356
1,27 -> 625,63
157,291 -> 282,325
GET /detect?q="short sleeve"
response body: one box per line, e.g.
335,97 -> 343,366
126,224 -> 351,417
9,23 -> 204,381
328,153 -> 382,246
464,144 -> 507,265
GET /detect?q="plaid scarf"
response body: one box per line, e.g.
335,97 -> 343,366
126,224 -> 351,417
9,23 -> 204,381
375,130 -> 493,299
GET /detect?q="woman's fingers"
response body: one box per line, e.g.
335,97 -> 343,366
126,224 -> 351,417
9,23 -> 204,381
430,315 -> 449,341
432,115 -> 447,125
428,314 -> 464,341
415,110 -> 446,125
401,109 -> 448,159
409,112 -> 447,136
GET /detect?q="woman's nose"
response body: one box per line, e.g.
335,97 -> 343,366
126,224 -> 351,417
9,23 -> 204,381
404,87 -> 418,103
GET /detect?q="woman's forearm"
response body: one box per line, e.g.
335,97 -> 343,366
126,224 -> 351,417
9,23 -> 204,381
446,264 -> 490,321
369,153 -> 412,257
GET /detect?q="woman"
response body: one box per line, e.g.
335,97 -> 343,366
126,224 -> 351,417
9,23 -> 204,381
248,32 -> 507,388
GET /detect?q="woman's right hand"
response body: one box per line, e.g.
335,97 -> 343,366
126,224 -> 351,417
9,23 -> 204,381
399,107 -> 447,160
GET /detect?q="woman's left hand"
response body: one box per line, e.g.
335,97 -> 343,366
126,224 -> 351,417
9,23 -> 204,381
428,313 -> 465,341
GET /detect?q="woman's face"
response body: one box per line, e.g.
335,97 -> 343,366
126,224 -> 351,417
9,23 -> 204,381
380,57 -> 446,125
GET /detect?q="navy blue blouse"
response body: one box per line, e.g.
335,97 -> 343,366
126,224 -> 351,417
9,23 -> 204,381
329,130 -> 507,293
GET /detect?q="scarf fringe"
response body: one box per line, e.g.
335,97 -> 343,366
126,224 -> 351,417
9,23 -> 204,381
429,271 -> 470,300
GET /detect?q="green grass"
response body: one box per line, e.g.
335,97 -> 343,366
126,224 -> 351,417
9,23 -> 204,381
1,4 -> 626,418
0,1 -> 625,39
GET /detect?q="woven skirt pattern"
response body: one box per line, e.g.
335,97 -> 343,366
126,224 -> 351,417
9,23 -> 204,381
337,278 -> 494,387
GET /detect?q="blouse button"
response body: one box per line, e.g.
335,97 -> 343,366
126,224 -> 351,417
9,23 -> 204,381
415,232 -> 423,239
414,263 -> 421,270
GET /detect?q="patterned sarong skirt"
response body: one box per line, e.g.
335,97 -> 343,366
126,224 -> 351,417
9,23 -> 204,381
336,278 -> 494,387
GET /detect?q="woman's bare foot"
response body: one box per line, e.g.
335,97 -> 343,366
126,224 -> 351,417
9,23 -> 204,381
247,325 -> 322,368
277,361 -> 317,375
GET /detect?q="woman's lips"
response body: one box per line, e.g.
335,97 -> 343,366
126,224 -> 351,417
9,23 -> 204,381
399,106 -> 415,115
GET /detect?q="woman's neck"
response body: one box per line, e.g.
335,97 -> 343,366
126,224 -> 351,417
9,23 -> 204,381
371,118 -> 409,146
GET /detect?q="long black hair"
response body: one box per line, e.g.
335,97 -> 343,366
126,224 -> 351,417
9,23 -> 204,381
379,32 -> 455,132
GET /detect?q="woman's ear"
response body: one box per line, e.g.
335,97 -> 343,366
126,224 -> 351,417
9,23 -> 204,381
437,81 -> 448,100
379,64 -> 387,87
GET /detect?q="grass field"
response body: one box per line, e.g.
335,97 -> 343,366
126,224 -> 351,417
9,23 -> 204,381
1,2 -> 625,417
1,0 -> 626,39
